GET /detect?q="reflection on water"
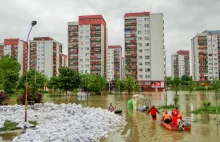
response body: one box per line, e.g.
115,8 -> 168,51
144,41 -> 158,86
1,91 -> 220,142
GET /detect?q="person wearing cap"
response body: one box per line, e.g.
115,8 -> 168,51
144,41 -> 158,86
148,105 -> 160,120
171,107 -> 179,126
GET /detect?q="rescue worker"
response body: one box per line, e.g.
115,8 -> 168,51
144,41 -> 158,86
163,111 -> 172,123
148,105 -> 160,120
171,107 -> 179,126
108,103 -> 115,112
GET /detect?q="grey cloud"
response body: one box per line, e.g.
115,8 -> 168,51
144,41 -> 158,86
1,0 -> 220,76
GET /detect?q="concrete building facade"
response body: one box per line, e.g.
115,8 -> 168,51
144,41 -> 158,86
171,50 -> 190,79
0,38 -> 27,74
107,45 -> 122,82
29,37 -> 62,78
191,30 -> 220,82
124,12 -> 165,91
68,15 -> 107,77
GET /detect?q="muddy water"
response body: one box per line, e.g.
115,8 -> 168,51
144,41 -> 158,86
1,91 -> 220,142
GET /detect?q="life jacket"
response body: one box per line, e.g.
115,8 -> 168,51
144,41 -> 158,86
149,107 -> 157,115
172,109 -> 179,117
164,114 -> 171,120
108,106 -> 114,111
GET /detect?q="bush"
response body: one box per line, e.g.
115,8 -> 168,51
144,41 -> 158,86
39,90 -> 49,94
0,120 -> 18,131
0,91 -> 9,105
16,91 -> 43,105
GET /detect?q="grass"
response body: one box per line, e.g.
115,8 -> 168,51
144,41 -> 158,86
191,106 -> 220,114
158,104 -> 175,110
0,120 -> 19,131
0,120 -> 38,132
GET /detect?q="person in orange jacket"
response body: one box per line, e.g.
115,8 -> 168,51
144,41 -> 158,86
148,105 -> 160,120
171,107 -> 179,126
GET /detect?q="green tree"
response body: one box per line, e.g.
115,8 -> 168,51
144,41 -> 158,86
0,56 -> 20,93
172,77 -> 181,94
17,70 -> 47,90
47,76 -> 59,90
211,78 -> 220,92
165,76 -> 172,87
57,67 -> 80,95
188,80 -> 196,94
115,78 -> 126,94
88,74 -> 107,95
126,76 -> 135,95
181,75 -> 191,89
135,83 -> 142,94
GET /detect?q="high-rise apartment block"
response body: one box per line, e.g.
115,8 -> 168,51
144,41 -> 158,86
61,54 -> 68,67
124,12 -> 165,91
0,38 -> 27,74
191,30 -> 220,82
68,15 -> 107,77
107,45 -> 122,82
171,50 -> 190,79
121,57 -> 125,80
29,37 -> 63,78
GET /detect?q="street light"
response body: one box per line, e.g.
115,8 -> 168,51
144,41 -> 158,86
25,21 -> 37,124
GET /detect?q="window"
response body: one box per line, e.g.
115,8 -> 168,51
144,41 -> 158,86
80,30 -> 83,34
138,37 -> 142,40
145,75 -> 150,78
85,41 -> 89,45
144,24 -> 149,28
138,18 -> 142,22
85,36 -> 89,40
139,56 -> 142,59
86,47 -> 89,50
138,43 -> 142,46
85,59 -> 89,62
144,18 -> 149,21
139,49 -> 142,53
145,30 -> 149,34
145,68 -> 150,72
138,24 -> 142,27
80,36 -> 83,39
138,31 -> 142,34
85,64 -> 89,68
80,59 -> 83,62
145,37 -> 149,40
139,62 -> 142,65
139,75 -> 143,78
145,62 -> 150,65
147,43 -> 149,46
139,68 -> 143,71
145,56 -> 150,59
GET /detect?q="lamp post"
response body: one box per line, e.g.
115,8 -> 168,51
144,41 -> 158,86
25,21 -> 37,123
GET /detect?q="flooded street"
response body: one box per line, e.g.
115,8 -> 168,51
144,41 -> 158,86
1,91 -> 220,142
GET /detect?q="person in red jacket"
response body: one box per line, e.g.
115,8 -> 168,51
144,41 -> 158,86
148,105 -> 160,120
171,107 -> 179,126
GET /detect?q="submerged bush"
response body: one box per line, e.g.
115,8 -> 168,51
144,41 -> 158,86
16,91 -> 43,105
0,91 -> 9,105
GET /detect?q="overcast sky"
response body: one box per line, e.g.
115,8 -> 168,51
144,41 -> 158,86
1,0 -> 220,76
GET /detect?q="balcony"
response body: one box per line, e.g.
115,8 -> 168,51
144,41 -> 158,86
73,39 -> 78,42
73,62 -> 78,65
91,61 -> 101,65
91,32 -> 101,36
130,40 -> 136,43
91,43 -> 101,47
125,21 -> 136,25
91,26 -> 101,31
131,71 -> 137,75
91,37 -> 101,42
73,44 -> 78,48
131,59 -> 137,62
72,56 -> 78,60
91,55 -> 96,58
91,49 -> 101,53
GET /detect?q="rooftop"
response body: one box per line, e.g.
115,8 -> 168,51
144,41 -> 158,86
202,30 -> 220,35
124,12 -> 150,17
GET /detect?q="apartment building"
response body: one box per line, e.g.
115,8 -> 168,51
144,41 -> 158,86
107,45 -> 122,82
124,12 -> 165,91
191,30 -> 220,82
0,38 -> 27,74
171,50 -> 190,79
29,37 -> 62,78
61,54 -> 68,67
121,57 -> 125,80
68,15 -> 107,77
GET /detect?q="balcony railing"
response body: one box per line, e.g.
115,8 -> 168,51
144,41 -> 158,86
91,26 -> 101,31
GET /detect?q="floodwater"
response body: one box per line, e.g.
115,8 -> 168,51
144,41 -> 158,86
1,91 -> 220,142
